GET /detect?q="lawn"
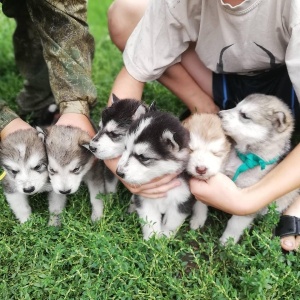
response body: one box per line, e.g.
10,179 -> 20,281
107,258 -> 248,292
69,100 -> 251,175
0,1 -> 300,299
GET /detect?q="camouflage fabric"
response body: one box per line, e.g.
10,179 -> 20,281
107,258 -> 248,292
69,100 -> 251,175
0,0 -> 97,131
0,100 -> 19,132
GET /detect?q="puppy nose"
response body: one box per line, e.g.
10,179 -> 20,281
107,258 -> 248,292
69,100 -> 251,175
196,166 -> 207,175
89,145 -> 97,153
116,169 -> 125,178
23,186 -> 35,193
59,189 -> 71,195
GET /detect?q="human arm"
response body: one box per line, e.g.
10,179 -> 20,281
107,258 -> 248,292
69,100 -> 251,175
26,0 -> 96,125
285,7 -> 300,101
190,143 -> 300,215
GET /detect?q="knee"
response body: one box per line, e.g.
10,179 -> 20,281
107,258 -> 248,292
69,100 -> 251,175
107,0 -> 148,51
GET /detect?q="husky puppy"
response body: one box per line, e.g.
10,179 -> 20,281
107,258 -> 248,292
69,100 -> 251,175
116,110 -> 195,240
183,113 -> 231,229
89,94 -> 149,159
41,125 -> 118,226
0,128 -> 56,223
89,94 -> 153,213
219,94 -> 298,244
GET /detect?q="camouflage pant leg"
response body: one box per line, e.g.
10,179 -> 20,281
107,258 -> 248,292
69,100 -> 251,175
3,0 -> 55,115
26,0 -> 97,117
14,5 -> 55,114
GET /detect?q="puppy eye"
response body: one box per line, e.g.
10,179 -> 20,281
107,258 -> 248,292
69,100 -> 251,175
33,163 -> 45,172
212,151 -> 224,157
240,112 -> 250,119
107,132 -> 120,139
71,166 -> 82,174
138,154 -> 151,163
48,167 -> 56,175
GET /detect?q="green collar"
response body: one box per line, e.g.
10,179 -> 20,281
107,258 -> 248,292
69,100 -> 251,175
232,149 -> 279,182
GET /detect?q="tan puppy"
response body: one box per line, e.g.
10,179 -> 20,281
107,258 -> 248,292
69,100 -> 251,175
183,113 -> 231,229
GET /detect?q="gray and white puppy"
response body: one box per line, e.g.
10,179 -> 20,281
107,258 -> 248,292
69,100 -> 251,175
219,94 -> 298,244
0,128 -> 60,223
116,110 -> 195,240
41,125 -> 118,226
89,94 -> 149,159
183,113 -> 231,229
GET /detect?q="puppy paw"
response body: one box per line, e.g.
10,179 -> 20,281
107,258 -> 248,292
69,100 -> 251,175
48,215 -> 61,227
91,211 -> 102,222
127,202 -> 136,214
189,216 -> 206,230
219,233 -> 237,246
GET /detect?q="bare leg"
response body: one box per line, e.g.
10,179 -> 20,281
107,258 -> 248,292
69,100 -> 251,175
108,0 -> 149,51
107,0 -> 218,114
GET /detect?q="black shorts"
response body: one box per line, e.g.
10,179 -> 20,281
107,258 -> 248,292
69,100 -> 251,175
213,65 -> 300,129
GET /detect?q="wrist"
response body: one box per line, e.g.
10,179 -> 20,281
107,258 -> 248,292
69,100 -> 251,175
0,118 -> 32,140
56,113 -> 96,137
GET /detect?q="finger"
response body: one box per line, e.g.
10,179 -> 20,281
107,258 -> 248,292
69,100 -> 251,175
136,173 -> 180,191
138,192 -> 167,199
296,236 -> 300,250
280,236 -> 296,251
138,178 -> 181,196
189,177 -> 210,199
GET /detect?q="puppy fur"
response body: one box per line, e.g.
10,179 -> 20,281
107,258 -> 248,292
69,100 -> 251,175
219,94 -> 299,244
89,94 -> 149,160
183,113 -> 231,229
41,125 -> 118,226
116,110 -> 195,240
0,128 -> 59,223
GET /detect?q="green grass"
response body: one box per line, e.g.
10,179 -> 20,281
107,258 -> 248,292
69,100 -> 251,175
1,1 -> 300,299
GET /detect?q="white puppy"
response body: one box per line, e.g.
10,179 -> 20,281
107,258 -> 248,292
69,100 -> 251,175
183,113 -> 231,229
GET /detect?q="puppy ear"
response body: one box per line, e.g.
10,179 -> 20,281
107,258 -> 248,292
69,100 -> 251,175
98,119 -> 103,130
181,116 -> 191,129
132,104 -> 147,121
79,134 -> 91,150
149,101 -> 157,111
272,111 -> 289,133
112,93 -> 120,104
36,126 -> 48,142
161,130 -> 179,151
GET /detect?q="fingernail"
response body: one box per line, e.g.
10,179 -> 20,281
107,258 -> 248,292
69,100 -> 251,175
283,240 -> 294,247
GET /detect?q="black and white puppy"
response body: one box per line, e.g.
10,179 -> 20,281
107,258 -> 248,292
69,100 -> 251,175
89,94 -> 149,160
116,110 -> 195,240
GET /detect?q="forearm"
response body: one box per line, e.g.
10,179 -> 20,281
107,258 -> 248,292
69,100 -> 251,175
26,0 -> 96,117
190,143 -> 300,216
159,63 -> 218,114
108,66 -> 145,105
244,143 -> 300,210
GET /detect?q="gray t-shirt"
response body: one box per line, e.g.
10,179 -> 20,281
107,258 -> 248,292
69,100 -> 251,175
123,0 -> 300,99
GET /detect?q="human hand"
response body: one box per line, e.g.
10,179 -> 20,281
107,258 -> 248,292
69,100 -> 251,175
55,113 -> 96,137
0,118 -> 32,140
121,172 -> 181,199
189,173 -> 255,215
104,157 -> 181,198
